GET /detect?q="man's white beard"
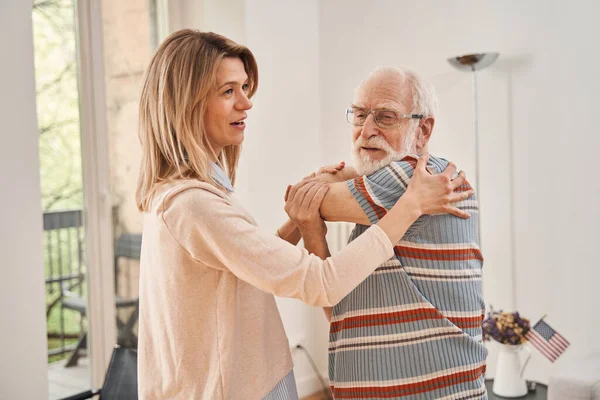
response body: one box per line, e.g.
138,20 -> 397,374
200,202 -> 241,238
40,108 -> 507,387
351,131 -> 416,176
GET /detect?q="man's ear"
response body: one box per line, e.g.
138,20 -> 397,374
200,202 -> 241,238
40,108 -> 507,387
415,117 -> 434,153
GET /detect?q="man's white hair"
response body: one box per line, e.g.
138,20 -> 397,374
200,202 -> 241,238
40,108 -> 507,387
359,65 -> 439,118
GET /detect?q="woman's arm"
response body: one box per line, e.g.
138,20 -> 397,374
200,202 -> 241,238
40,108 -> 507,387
303,231 -> 334,322
161,181 -> 398,307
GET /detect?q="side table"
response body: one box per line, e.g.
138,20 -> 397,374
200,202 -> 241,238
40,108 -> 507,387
485,380 -> 548,400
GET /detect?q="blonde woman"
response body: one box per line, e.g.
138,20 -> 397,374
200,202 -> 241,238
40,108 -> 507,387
136,30 -> 472,399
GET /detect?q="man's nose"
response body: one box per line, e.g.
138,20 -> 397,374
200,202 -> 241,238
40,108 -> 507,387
360,113 -> 380,139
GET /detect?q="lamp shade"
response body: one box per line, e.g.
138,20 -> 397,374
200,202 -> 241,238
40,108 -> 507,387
447,52 -> 499,72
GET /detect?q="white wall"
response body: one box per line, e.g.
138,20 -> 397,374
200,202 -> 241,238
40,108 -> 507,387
169,0 -> 246,46
319,0 -> 600,383
0,1 -> 48,399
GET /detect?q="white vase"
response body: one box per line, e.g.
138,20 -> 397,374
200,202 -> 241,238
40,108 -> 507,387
492,343 -> 531,398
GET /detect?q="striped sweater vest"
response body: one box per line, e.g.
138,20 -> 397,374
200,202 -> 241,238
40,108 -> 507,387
329,155 -> 488,400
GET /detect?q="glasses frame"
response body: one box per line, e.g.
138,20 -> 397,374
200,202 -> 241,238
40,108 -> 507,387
345,107 -> 425,128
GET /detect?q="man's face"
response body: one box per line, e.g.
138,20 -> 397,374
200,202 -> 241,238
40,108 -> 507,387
351,73 -> 418,176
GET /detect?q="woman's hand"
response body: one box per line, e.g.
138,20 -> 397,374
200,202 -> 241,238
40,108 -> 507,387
284,180 -> 330,238
404,153 -> 474,219
319,161 -> 360,183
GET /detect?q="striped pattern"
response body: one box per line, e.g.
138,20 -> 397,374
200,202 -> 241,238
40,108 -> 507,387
330,362 -> 486,399
329,155 -> 487,399
262,370 -> 299,400
329,326 -> 465,353
403,266 -> 482,282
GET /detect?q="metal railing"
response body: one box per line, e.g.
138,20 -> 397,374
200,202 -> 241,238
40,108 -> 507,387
44,209 -> 86,360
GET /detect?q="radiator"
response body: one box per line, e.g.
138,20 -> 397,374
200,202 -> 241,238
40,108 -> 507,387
325,222 -> 354,254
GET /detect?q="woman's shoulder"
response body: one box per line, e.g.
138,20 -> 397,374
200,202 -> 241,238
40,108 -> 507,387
153,179 -> 229,214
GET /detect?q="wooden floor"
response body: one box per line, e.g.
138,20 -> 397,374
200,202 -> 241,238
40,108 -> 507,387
302,390 -> 331,400
47,358 -> 90,400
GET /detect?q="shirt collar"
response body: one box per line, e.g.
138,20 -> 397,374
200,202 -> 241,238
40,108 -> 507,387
211,162 -> 234,192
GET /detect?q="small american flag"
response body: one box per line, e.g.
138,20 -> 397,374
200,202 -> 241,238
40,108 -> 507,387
525,319 -> 570,362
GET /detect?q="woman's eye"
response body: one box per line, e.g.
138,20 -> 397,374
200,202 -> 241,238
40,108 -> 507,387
223,88 -> 233,95
242,84 -> 249,93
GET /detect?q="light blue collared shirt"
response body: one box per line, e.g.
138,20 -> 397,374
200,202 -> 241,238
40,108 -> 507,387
211,162 -> 234,192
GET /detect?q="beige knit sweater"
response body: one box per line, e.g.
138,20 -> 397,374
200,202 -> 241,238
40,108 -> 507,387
137,180 -> 395,399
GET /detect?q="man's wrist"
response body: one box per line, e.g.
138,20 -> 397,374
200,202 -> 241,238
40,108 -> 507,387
299,225 -> 327,239
301,227 -> 330,259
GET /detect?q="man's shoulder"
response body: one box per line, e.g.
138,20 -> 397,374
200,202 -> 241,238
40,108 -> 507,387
372,154 -> 450,177
390,154 -> 449,170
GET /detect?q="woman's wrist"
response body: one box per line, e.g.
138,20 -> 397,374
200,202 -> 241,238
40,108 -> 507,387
377,194 -> 421,245
397,190 -> 423,221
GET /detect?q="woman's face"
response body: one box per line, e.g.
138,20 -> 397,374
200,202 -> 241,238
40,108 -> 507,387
204,57 -> 253,156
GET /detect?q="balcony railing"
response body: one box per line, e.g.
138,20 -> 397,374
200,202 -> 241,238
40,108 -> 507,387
44,209 -> 86,361
43,208 -> 141,365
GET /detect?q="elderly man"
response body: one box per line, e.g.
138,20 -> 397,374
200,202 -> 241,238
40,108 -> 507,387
305,66 -> 487,399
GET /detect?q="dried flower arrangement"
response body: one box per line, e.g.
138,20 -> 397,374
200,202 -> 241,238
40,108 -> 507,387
482,308 -> 531,345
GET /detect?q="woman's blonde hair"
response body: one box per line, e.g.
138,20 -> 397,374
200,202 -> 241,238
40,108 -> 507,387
136,30 -> 258,211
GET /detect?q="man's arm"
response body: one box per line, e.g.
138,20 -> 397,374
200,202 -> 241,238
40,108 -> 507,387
310,165 -> 372,225
318,181 -> 372,225
276,218 -> 302,245
316,158 -> 417,226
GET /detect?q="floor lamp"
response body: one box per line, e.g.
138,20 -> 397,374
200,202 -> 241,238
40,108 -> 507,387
447,52 -> 499,245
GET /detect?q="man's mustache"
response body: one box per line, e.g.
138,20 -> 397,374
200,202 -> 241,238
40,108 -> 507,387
354,138 -> 392,153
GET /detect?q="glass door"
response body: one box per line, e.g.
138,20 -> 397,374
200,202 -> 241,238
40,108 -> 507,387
33,2 -> 162,397
32,2 -> 97,398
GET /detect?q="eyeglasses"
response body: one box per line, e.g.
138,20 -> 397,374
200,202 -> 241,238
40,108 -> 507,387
345,107 -> 424,128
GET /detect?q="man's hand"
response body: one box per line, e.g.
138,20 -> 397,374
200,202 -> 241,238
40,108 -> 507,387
284,180 -> 330,238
